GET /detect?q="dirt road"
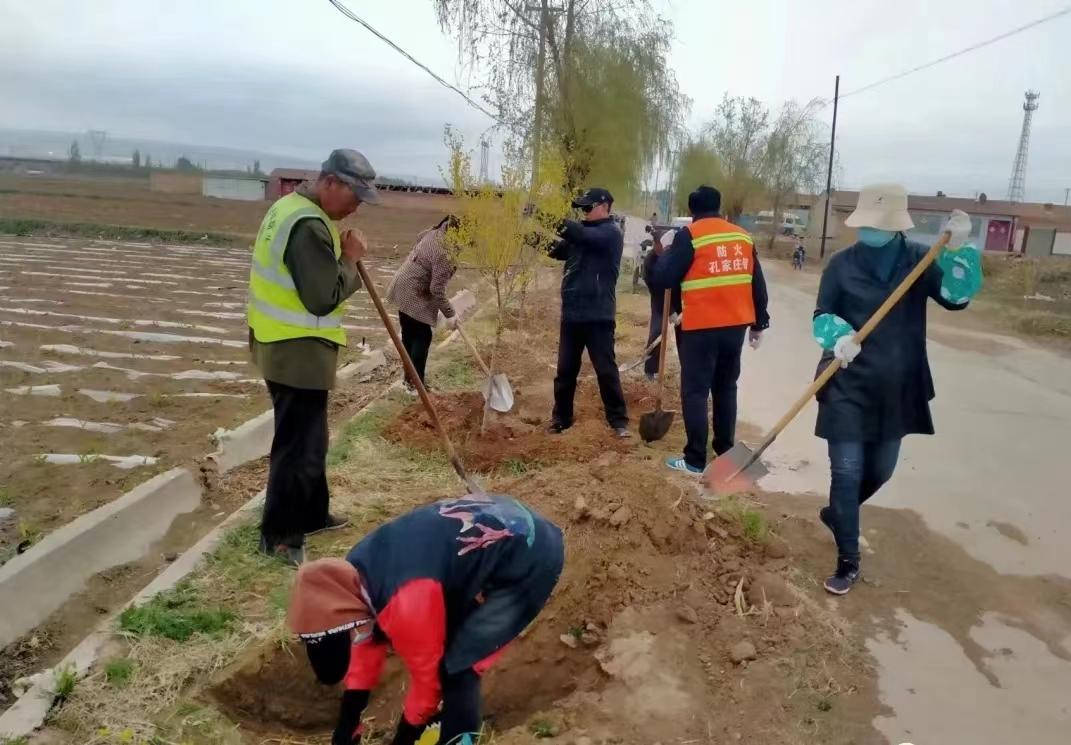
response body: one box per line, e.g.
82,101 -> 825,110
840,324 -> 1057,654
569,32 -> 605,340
743,261 -> 1071,743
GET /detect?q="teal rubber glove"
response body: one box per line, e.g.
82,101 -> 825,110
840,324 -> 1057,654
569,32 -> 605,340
937,243 -> 983,305
813,313 -> 854,351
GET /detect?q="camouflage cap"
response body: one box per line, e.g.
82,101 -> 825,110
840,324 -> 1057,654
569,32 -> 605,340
322,148 -> 380,204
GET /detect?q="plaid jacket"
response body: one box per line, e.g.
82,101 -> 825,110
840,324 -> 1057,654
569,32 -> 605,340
386,226 -> 457,326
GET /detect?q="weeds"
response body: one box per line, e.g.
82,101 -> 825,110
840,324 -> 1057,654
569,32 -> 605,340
52,664 -> 78,702
500,458 -> 536,476
327,403 -> 395,467
816,696 -> 833,712
0,736 -> 30,745
104,658 -> 135,688
741,510 -> 768,543
529,719 -> 557,738
0,484 -> 11,507
118,583 -> 236,642
435,355 -> 476,391
17,520 -> 42,547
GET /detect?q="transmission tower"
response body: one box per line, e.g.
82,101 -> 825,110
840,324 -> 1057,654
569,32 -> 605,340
478,139 -> 489,183
1006,91 -> 1039,203
87,129 -> 108,158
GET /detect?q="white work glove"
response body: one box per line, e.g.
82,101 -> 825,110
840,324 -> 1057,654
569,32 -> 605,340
943,209 -> 971,250
748,328 -> 762,350
438,314 -> 458,330
668,312 -> 682,327
832,335 -> 861,368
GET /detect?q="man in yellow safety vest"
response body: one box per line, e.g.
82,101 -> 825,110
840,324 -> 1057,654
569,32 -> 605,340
247,149 -> 378,565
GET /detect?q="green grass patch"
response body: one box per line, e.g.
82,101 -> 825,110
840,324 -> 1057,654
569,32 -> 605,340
529,719 -> 557,738
104,658 -> 135,688
816,696 -> 833,712
118,583 -> 236,642
434,355 -> 477,391
0,484 -> 11,507
0,736 -> 30,745
0,217 -> 242,246
740,509 -> 768,543
52,664 -> 78,701
499,457 -> 539,476
327,402 -> 395,467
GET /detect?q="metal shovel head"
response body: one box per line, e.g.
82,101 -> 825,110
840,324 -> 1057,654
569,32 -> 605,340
701,442 -> 769,496
483,373 -> 514,413
638,408 -> 674,443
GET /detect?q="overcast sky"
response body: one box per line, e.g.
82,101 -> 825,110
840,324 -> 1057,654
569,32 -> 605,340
2,0 -> 1068,201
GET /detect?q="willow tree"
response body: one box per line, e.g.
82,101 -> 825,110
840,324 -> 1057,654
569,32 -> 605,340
673,138 -> 722,215
704,95 -> 770,222
433,0 -> 682,201
760,99 -> 827,249
442,126 -> 570,431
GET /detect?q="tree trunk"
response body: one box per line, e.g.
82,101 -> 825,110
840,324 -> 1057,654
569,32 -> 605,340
767,192 -> 782,253
530,0 -> 548,189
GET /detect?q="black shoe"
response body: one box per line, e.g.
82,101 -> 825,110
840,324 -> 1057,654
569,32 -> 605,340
818,507 -> 835,538
823,559 -> 860,595
258,535 -> 305,567
547,422 -> 571,434
305,513 -> 350,536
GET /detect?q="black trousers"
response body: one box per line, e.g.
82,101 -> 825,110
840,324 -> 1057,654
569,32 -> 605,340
261,380 -> 330,547
679,326 -> 747,469
399,311 -> 433,384
644,293 -> 683,376
552,320 -> 628,429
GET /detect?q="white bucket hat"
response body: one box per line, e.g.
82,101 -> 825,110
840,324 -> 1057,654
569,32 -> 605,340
844,183 -> 914,232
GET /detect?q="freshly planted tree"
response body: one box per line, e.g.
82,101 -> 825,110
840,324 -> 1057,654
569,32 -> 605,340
442,126 -> 570,432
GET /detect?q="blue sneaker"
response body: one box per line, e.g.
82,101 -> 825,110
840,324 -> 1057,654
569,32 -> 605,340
665,457 -> 702,475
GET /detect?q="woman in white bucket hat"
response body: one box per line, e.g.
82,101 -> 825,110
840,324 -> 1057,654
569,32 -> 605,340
810,184 -> 982,595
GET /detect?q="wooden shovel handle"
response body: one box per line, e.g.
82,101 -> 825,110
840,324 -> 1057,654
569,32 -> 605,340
754,231 -> 951,455
654,289 -> 672,408
455,322 -> 491,376
355,261 -> 480,494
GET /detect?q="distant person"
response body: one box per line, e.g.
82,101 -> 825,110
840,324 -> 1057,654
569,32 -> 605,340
649,185 -> 770,474
642,226 -> 681,380
547,187 -> 630,438
247,149 -> 378,566
793,241 -> 806,270
288,494 -> 563,745
650,211 -> 659,229
387,215 -> 459,394
811,185 -> 979,595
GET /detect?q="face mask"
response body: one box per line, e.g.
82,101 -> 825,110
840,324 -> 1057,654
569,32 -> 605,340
858,228 -> 897,248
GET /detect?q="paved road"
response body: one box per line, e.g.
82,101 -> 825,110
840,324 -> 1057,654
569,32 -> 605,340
738,261 -> 1071,744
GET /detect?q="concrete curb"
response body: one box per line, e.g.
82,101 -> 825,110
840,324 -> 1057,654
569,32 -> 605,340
0,468 -> 202,649
0,491 -> 267,738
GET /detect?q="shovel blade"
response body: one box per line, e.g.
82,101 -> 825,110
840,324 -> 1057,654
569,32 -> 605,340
638,409 -> 674,443
483,374 -> 514,413
701,443 -> 769,496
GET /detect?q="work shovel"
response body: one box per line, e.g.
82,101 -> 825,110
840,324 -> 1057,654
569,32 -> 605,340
455,322 -> 514,413
619,332 -> 662,373
356,261 -> 482,495
638,289 -> 675,442
703,230 -> 953,496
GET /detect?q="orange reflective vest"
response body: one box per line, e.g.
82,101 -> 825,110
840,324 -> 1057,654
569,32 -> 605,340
679,217 -> 756,331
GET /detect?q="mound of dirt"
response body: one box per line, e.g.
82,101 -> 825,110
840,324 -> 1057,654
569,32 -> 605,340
381,390 -> 643,471
207,451 -> 873,744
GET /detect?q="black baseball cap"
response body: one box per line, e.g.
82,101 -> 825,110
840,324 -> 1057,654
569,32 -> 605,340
571,187 -> 614,209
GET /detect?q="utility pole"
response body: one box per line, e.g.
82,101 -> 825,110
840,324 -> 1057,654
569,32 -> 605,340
819,74 -> 840,260
1064,187 -> 1069,206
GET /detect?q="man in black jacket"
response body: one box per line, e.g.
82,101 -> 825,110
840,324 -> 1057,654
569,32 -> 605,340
547,187 -> 629,438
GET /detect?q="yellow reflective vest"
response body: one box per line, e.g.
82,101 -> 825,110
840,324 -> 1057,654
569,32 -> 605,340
247,192 -> 348,346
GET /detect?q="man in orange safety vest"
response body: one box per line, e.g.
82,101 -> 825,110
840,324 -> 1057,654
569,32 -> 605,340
648,185 -> 771,474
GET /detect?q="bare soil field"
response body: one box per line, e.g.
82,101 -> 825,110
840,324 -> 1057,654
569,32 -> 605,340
0,236 -> 401,552
0,173 -> 458,253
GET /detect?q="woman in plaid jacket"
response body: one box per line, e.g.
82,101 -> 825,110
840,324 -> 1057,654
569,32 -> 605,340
387,216 -> 459,392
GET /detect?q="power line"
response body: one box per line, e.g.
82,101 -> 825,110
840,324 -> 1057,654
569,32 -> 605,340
840,5 -> 1071,99
325,0 -> 505,125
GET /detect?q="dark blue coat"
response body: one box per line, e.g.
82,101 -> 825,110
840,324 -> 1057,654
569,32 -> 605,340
814,237 -> 967,441
548,217 -> 623,323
